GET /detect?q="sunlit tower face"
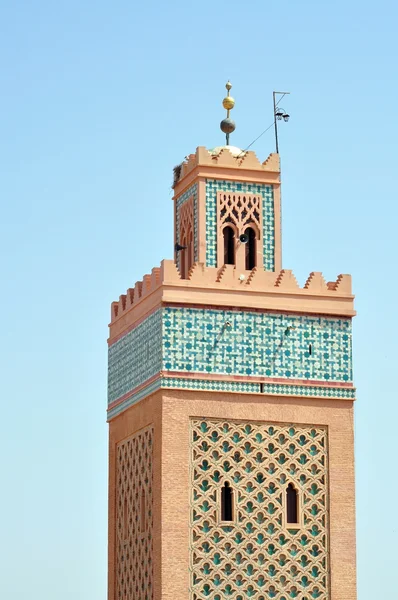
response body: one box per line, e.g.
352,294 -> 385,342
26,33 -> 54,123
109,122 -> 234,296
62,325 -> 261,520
106,83 -> 357,600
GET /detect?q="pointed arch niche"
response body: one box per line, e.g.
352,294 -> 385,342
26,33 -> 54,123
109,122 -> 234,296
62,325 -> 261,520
217,191 -> 263,270
177,197 -> 194,279
220,481 -> 234,522
286,483 -> 300,526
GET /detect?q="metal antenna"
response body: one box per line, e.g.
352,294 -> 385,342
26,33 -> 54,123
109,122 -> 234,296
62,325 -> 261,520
273,91 -> 290,153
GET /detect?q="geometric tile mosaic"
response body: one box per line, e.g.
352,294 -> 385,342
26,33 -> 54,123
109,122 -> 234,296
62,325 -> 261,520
108,309 -> 162,405
190,418 -> 329,600
163,307 -> 352,383
206,179 -> 275,270
116,426 -> 153,600
162,377 -> 356,399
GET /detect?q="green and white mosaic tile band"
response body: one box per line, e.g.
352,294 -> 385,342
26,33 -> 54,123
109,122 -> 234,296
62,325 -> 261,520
205,179 -> 275,270
176,182 -> 198,269
108,307 -> 353,408
162,377 -> 259,394
108,310 -> 162,405
163,307 -> 352,383
107,376 -> 355,419
162,377 -> 356,399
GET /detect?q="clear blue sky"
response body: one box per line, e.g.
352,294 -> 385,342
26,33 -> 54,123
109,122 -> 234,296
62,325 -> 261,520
0,1 -> 396,598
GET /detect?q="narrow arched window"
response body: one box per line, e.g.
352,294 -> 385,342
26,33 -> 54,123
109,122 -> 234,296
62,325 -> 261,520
245,227 -> 256,270
223,227 -> 235,265
221,481 -> 233,521
286,483 -> 298,524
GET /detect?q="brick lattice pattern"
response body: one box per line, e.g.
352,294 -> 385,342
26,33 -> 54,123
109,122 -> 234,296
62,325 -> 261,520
176,183 -> 199,269
190,418 -> 329,600
116,426 -> 153,600
206,180 -> 274,270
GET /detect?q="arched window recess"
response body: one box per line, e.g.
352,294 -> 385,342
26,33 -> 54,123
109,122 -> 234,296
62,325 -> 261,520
221,481 -> 234,522
223,226 -> 236,266
244,226 -> 258,271
286,483 -> 299,525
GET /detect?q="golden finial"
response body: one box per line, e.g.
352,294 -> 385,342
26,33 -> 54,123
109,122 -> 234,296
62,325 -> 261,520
220,80 -> 236,145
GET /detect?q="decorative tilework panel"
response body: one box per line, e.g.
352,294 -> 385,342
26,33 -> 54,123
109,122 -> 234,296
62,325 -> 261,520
261,382 -> 355,399
162,377 -> 356,400
163,377 -> 260,394
163,307 -> 352,383
107,376 -> 355,420
176,183 -> 198,270
108,310 -> 162,405
206,180 -> 275,270
116,426 -> 153,600
190,418 -> 329,600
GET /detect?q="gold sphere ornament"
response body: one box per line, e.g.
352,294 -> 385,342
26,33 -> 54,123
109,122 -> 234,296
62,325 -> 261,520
222,96 -> 235,110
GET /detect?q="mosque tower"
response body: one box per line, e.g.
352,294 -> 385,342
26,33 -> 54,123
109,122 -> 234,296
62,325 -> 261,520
107,83 -> 357,600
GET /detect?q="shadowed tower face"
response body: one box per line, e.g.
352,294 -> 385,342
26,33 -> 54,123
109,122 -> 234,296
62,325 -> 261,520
107,84 -> 357,600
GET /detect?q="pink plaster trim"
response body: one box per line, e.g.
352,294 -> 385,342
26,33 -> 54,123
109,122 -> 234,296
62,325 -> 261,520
107,373 -> 160,409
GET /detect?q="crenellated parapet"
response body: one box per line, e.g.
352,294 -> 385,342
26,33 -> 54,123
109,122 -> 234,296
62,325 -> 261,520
173,147 -> 280,193
109,260 -> 354,341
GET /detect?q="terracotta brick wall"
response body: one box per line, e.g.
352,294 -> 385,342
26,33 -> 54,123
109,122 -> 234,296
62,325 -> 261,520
108,390 -> 356,600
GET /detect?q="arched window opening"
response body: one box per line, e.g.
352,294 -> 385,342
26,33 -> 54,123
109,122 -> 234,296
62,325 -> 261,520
221,481 -> 233,521
223,227 -> 235,265
245,227 -> 256,270
286,483 -> 299,524
140,489 -> 147,533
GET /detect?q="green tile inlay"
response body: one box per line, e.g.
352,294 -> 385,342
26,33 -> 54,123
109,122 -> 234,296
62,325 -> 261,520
108,310 -> 162,405
163,307 -> 352,383
205,179 -> 275,270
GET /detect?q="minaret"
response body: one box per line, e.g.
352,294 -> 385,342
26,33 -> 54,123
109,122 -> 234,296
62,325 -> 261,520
107,83 -> 357,600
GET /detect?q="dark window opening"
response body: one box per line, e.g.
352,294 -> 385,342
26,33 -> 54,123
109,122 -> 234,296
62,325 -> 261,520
223,227 -> 235,265
221,481 -> 233,521
286,483 -> 299,524
309,344 -> 312,356
245,227 -> 256,270
260,383 -> 265,393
